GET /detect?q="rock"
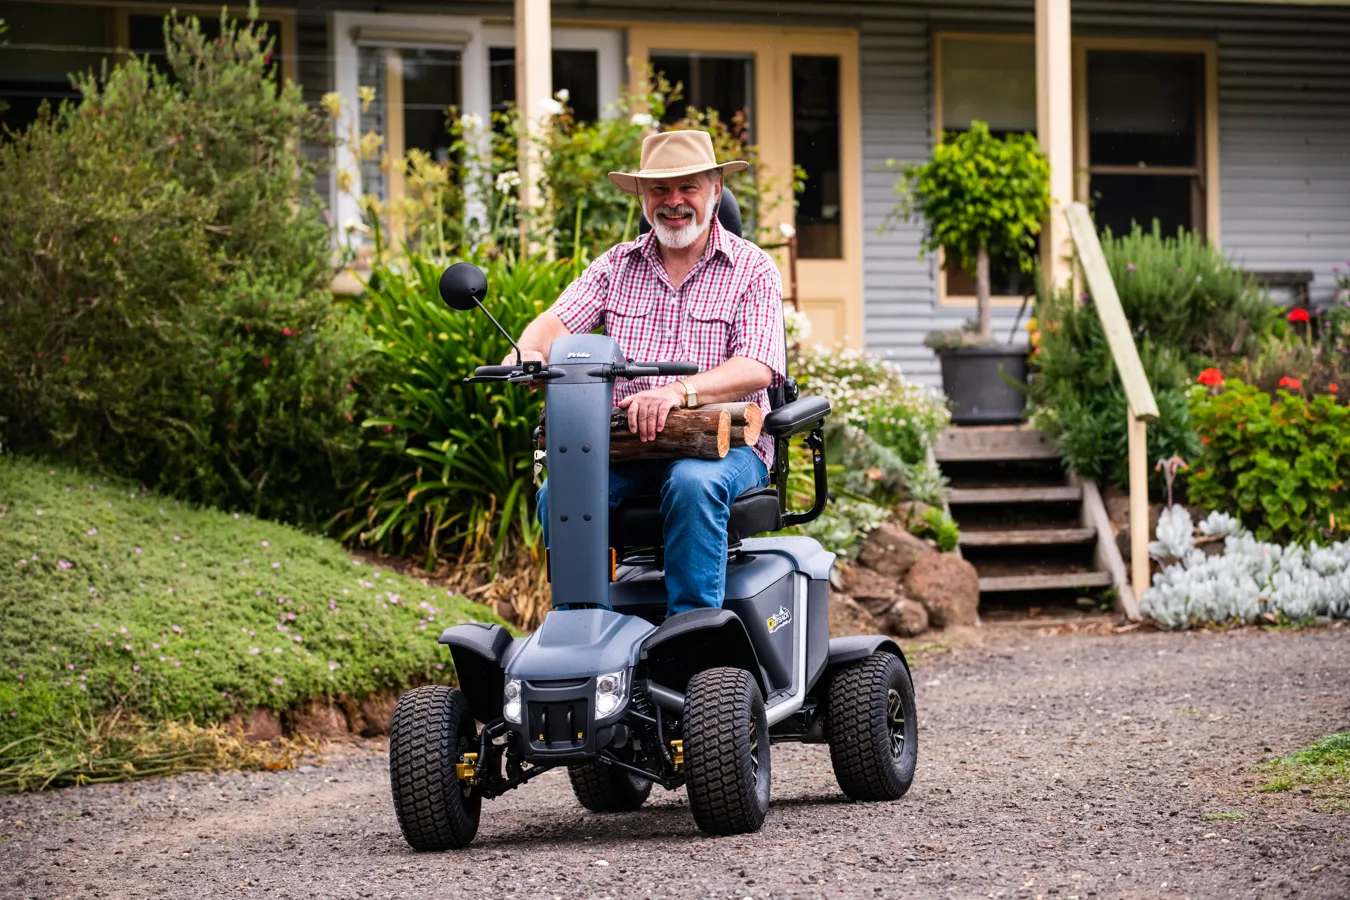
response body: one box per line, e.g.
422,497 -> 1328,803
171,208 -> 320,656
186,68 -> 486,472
492,598 -> 518,623
357,690 -> 400,737
878,597 -> 930,637
856,523 -> 935,581
226,708 -> 282,743
893,500 -> 936,529
829,592 -> 881,637
847,567 -> 903,614
287,699 -> 350,738
904,553 -> 980,628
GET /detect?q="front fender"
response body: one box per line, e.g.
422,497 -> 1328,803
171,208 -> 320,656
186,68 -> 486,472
439,622 -> 517,723
639,608 -> 768,697
825,634 -> 909,676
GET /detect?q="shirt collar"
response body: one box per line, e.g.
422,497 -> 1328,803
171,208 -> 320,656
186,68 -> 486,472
635,217 -> 737,268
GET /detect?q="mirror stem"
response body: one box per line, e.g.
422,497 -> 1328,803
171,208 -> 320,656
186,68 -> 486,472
477,300 -> 524,366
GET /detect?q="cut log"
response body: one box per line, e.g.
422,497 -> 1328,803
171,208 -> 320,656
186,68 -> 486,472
705,402 -> 764,446
538,407 -> 731,460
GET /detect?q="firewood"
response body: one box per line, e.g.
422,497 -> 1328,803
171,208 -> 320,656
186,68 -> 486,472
537,407 -> 731,460
703,402 -> 764,446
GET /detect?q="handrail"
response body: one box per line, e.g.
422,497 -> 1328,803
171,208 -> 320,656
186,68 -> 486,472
1062,201 -> 1154,620
1064,203 -> 1160,422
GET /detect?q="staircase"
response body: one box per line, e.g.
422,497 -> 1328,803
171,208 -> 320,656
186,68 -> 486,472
934,425 -> 1135,618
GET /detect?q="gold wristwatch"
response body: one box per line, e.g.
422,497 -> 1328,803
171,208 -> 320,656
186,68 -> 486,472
676,378 -> 698,408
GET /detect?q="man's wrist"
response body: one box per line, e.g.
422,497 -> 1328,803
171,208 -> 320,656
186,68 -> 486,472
666,382 -> 688,407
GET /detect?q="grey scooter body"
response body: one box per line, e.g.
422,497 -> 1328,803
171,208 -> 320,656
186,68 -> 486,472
388,262 -> 916,849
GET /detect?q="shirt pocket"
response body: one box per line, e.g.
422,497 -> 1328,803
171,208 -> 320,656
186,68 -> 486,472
602,291 -> 655,354
685,293 -> 740,357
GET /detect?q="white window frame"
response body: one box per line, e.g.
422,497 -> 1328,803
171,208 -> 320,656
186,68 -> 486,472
330,12 -> 624,240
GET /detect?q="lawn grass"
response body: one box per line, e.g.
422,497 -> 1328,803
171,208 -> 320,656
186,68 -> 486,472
0,455 -> 505,790
1259,733 -> 1350,808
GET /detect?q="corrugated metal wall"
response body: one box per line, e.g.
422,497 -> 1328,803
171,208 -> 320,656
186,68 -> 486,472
301,0 -> 1350,384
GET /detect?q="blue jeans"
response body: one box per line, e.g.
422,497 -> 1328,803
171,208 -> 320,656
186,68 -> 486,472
536,446 -> 769,617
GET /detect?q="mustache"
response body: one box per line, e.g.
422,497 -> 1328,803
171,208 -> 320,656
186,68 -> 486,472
656,204 -> 697,219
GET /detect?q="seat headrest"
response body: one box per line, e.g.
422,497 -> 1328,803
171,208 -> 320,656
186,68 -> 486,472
638,186 -> 743,239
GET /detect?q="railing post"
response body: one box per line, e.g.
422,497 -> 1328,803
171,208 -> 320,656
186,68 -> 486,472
515,0 -> 551,253
1127,415 -> 1150,603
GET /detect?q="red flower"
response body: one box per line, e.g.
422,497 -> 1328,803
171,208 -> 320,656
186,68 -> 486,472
1288,308 -> 1310,323
261,357 -> 271,368
1331,384 -> 1340,393
1197,367 -> 1223,387
1278,376 -> 1302,390
282,328 -> 293,336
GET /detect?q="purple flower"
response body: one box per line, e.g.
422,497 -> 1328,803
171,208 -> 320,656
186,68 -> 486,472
86,528 -> 97,536
132,665 -> 140,672
171,625 -> 181,633
261,540 -> 270,548
134,547 -> 142,554
273,677 -> 285,686
124,643 -> 132,651
250,647 -> 260,655
57,560 -> 73,569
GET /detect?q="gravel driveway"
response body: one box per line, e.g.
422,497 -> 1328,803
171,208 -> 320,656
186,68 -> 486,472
2,626 -> 1347,900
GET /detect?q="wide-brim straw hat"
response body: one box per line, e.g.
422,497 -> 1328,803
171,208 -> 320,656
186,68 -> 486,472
608,130 -> 749,195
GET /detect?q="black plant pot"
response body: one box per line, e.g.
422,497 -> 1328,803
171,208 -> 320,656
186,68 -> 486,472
935,344 -> 1029,426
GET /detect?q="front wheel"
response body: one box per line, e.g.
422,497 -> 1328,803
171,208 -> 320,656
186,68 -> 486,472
682,667 -> 771,835
388,685 -> 482,850
827,651 -> 917,801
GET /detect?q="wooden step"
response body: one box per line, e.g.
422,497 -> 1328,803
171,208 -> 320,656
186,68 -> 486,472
959,527 -> 1097,548
935,426 -> 1060,463
978,571 -> 1114,593
947,485 -> 1082,505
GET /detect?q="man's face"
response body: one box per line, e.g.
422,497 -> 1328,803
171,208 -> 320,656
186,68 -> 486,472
641,172 -> 720,250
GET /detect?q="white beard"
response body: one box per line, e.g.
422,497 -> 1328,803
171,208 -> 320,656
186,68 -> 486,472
648,192 -> 715,250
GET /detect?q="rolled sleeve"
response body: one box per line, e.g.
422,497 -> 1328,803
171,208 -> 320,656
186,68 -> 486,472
550,250 -> 612,335
729,267 -> 787,388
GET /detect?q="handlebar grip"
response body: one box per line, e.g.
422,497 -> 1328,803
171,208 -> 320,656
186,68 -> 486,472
474,365 -> 516,376
636,362 -> 699,376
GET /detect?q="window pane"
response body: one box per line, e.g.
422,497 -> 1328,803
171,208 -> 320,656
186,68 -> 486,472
488,47 -> 600,122
792,55 -> 841,260
357,46 -> 388,200
400,48 -> 460,166
1090,174 -> 1195,238
1087,52 -> 1200,167
0,2 -> 110,133
940,38 -> 1035,134
650,51 -> 754,138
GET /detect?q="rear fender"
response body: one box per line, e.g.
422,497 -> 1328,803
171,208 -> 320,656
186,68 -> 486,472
438,622 -> 517,723
639,608 -> 767,697
823,635 -> 909,679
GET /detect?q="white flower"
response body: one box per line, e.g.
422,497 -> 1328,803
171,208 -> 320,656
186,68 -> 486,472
459,112 -> 483,132
555,88 -> 570,103
630,112 -> 654,128
495,169 -> 521,193
778,222 -> 797,239
537,97 -> 565,117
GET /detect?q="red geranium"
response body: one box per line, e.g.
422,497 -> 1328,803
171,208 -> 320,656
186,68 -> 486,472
1288,308 -> 1310,324
1197,367 -> 1224,387
1278,376 -> 1302,390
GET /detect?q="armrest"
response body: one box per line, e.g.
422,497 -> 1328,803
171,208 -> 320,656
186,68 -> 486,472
763,395 -> 831,437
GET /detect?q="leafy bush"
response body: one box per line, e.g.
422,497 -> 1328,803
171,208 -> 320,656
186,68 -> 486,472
0,11 -> 373,527
1233,301 -> 1350,399
1186,379 -> 1350,545
339,251 -> 581,568
1028,223 -> 1278,493
1140,507 -> 1350,629
889,120 -> 1049,342
0,456 -> 503,789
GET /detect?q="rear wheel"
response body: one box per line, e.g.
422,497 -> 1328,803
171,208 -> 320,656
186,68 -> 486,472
682,667 -> 770,835
388,685 -> 481,850
827,651 -> 917,801
568,758 -> 652,812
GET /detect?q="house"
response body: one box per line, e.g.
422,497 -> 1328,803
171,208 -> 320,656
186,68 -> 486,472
3,0 -> 1347,385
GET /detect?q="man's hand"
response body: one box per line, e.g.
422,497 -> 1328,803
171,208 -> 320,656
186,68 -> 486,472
616,383 -> 685,442
502,349 -> 547,390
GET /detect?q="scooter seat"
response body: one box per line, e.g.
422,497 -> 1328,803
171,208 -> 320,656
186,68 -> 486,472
610,485 -> 783,549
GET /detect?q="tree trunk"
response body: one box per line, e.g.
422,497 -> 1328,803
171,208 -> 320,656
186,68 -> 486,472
976,245 -> 993,343
537,407 -> 732,461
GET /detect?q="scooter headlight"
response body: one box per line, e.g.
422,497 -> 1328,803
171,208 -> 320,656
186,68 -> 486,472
594,670 -> 627,720
503,679 -> 522,724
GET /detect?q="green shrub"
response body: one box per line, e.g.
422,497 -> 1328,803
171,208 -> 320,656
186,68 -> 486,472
1028,223 -> 1276,493
1187,379 -> 1350,545
339,251 -> 581,568
0,455 -> 504,790
0,11 -> 373,527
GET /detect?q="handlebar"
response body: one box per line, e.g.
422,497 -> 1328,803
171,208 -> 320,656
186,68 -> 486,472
474,365 -> 518,377
466,359 -> 699,385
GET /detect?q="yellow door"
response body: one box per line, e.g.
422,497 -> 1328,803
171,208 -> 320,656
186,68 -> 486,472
627,25 -> 863,348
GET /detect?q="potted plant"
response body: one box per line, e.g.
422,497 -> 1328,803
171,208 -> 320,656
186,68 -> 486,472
892,121 -> 1050,425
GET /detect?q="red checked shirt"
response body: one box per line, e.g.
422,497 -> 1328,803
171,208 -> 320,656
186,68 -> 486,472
551,219 -> 786,469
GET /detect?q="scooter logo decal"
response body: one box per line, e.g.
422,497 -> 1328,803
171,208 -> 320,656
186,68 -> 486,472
566,351 -> 591,358
766,605 -> 792,634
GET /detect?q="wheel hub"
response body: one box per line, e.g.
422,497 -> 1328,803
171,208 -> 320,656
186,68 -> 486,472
887,689 -> 905,760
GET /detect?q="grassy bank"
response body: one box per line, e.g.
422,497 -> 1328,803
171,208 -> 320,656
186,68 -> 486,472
0,455 -> 504,789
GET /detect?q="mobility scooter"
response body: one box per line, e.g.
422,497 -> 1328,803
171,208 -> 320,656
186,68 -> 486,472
388,207 -> 918,851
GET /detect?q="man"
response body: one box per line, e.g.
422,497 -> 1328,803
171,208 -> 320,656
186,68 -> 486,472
507,130 -> 786,617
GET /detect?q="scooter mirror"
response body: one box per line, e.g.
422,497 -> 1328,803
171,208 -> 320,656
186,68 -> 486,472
438,262 -> 487,312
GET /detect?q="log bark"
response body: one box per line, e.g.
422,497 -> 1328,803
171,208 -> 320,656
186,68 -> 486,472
537,407 -> 731,460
